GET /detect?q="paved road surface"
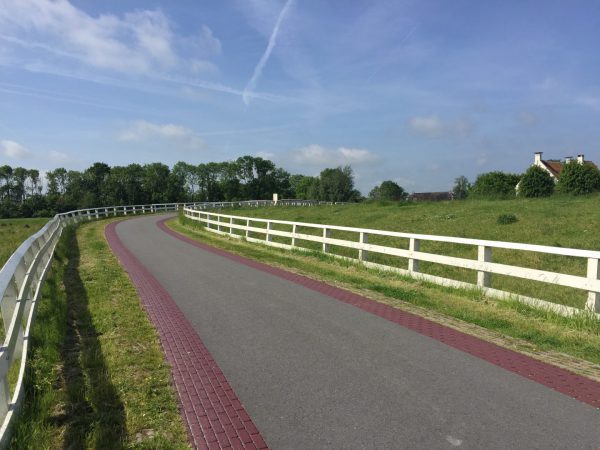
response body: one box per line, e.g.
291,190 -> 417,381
115,215 -> 600,449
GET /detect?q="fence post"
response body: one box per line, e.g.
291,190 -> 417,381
246,219 -> 250,238
359,232 -> 368,261
229,217 -> 233,236
586,257 -> 600,313
408,238 -> 420,272
266,221 -> 273,242
323,228 -> 331,253
477,245 -> 492,287
292,224 -> 297,247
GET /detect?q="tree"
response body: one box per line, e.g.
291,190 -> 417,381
470,171 -> 521,198
557,161 -> 600,195
518,165 -> 554,197
318,166 -> 359,202
369,180 -> 407,201
452,176 -> 470,199
142,163 -> 172,203
83,162 -> 111,206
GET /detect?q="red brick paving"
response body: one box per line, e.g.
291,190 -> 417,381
105,221 -> 269,449
158,218 -> 600,409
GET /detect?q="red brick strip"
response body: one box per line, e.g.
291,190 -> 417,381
159,218 -> 600,409
105,221 -> 269,450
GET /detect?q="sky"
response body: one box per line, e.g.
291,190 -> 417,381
0,0 -> 599,195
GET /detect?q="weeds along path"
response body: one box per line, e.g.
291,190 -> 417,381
112,213 -> 600,449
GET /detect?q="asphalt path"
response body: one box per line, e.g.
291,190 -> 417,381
115,214 -> 600,449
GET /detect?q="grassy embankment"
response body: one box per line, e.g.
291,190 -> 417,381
170,195 -> 600,369
0,218 -> 49,267
7,219 -> 189,449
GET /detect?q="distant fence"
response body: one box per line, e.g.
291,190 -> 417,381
183,208 -> 600,319
192,199 -> 347,209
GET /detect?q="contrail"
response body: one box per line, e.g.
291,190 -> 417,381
243,0 -> 294,105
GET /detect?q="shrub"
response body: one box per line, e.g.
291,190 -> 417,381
518,165 -> 554,197
497,213 -> 518,225
557,162 -> 600,195
471,171 -> 521,199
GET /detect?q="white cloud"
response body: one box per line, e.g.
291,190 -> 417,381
198,25 -> 222,55
1,140 -> 77,165
291,144 -> 379,166
576,96 -> 600,110
0,0 -> 220,76
408,115 -> 472,138
190,59 -> 219,75
48,150 -> 70,162
119,120 -> 205,150
1,140 -> 32,158
256,151 -> 275,159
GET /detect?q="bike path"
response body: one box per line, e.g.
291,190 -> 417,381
112,214 -> 600,449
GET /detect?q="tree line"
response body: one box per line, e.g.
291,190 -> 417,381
0,157 -> 360,218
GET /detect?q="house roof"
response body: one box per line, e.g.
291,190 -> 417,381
542,160 -> 564,177
409,192 -> 453,201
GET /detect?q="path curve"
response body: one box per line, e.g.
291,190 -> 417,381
108,214 -> 600,450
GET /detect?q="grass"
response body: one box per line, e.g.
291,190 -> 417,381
10,218 -> 189,449
0,218 -> 49,267
207,194 -> 600,309
171,215 -> 600,370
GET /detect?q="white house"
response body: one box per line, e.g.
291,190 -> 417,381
516,152 -> 597,192
529,152 -> 596,180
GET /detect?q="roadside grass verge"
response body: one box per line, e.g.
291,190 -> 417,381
212,195 -> 600,310
171,216 -> 600,372
0,218 -> 48,267
10,219 -> 189,449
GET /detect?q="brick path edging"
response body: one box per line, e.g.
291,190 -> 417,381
105,221 -> 269,450
159,218 -> 600,409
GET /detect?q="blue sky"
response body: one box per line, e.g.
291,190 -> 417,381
0,0 -> 599,194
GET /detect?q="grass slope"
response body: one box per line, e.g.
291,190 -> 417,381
10,219 -> 189,449
218,195 -> 600,309
0,218 -> 48,267
171,216 -> 600,371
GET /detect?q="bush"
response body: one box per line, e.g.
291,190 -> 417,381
518,165 -> 554,197
471,171 -> 521,199
497,214 -> 518,225
557,162 -> 600,195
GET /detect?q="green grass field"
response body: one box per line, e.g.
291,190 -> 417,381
10,219 -> 189,449
214,194 -> 600,309
0,218 -> 49,267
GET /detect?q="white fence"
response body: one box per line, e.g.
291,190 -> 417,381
183,208 -> 600,318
